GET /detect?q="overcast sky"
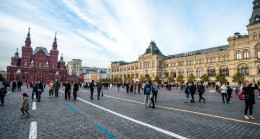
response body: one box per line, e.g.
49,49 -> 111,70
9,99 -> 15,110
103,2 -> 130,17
0,0 -> 252,70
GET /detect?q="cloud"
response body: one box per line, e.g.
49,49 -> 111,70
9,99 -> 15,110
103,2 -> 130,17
0,0 -> 253,71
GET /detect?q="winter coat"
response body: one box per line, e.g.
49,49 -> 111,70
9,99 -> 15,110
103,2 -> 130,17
53,82 -> 61,90
21,97 -> 29,110
96,82 -> 102,90
220,85 -> 228,94
73,83 -> 79,92
65,83 -> 71,92
243,84 -> 257,105
0,88 -> 7,97
190,85 -> 196,93
198,85 -> 205,93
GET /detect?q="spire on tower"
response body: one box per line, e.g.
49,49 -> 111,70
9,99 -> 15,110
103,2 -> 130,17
52,32 -> 58,50
25,27 -> 31,47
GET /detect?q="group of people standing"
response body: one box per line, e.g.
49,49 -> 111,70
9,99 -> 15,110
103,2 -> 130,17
143,81 -> 158,109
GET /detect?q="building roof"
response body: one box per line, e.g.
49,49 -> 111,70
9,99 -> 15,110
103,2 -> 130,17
165,45 -> 229,59
144,41 -> 164,55
249,0 -> 260,25
32,47 -> 50,56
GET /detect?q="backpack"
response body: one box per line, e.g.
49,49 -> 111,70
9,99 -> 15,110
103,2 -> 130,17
146,87 -> 151,95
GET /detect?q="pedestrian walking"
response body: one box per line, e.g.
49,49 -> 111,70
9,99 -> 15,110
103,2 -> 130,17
153,83 -> 158,102
144,81 -> 152,109
31,81 -> 36,101
150,84 -> 155,108
20,93 -> 30,117
0,85 -> 7,106
198,82 -> 206,103
126,83 -> 129,94
73,81 -> 79,100
117,82 -> 120,92
12,80 -> 16,92
184,83 -> 190,103
216,84 -> 219,94
227,85 -> 232,104
138,82 -> 141,94
234,87 -> 239,97
35,80 -> 43,102
133,83 -> 137,94
243,80 -> 257,119
48,80 -> 54,97
17,80 -> 22,92
190,82 -> 196,103
90,80 -> 94,99
64,81 -> 71,100
96,80 -> 102,99
220,83 -> 229,103
53,79 -> 61,97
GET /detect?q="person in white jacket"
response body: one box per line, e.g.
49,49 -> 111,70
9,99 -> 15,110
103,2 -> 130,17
220,83 -> 229,103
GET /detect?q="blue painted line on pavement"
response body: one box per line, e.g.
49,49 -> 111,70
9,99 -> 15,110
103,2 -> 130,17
66,103 -> 78,112
94,125 -> 118,139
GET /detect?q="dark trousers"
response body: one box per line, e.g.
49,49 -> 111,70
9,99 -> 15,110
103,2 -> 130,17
49,90 -> 53,96
55,90 -> 59,97
227,92 -> 232,102
21,109 -> 29,115
73,91 -> 77,100
151,97 -> 155,107
199,92 -> 205,102
36,91 -> 41,102
31,90 -> 34,100
90,89 -> 94,99
18,87 -> 21,91
190,92 -> 195,102
153,91 -> 158,102
221,93 -> 228,103
244,102 -> 253,115
97,89 -> 101,99
65,90 -> 70,100
138,88 -> 141,94
118,87 -> 120,92
0,96 -> 4,104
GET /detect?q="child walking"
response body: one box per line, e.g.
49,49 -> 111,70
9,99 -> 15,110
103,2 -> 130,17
20,93 -> 30,117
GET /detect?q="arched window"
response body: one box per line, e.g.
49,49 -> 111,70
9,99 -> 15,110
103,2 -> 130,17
187,69 -> 193,77
236,51 -> 241,59
238,65 -> 249,76
171,71 -> 176,78
196,68 -> 203,77
24,62 -> 27,67
224,55 -> 228,61
220,67 -> 229,76
243,50 -> 249,59
179,69 -> 184,77
208,68 -> 216,77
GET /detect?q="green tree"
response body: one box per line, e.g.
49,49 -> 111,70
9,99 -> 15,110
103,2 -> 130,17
128,76 -> 133,82
200,74 -> 210,84
139,75 -> 145,83
0,74 -> 5,81
145,75 -> 152,82
118,77 -> 122,82
154,75 -> 160,83
232,72 -> 245,85
215,73 -> 227,85
187,73 -> 196,83
176,74 -> 184,83
167,75 -> 175,82
113,77 -> 118,83
124,76 -> 128,82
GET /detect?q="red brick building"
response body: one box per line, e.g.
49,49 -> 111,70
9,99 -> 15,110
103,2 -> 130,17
7,28 -> 67,82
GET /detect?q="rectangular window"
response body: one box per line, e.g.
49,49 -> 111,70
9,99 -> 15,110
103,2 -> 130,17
258,51 -> 260,58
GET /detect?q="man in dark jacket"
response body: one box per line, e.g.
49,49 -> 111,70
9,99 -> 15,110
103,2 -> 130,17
0,85 -> 7,106
144,81 -> 152,109
96,80 -> 102,99
243,80 -> 257,119
12,80 -> 16,92
190,82 -> 196,103
17,80 -> 22,91
53,79 -> 61,97
90,80 -> 95,99
73,81 -> 79,100
138,82 -> 141,94
35,80 -> 44,102
198,82 -> 206,103
64,81 -> 71,100
117,82 -> 120,92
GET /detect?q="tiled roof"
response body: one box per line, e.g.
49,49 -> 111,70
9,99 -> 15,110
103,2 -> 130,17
32,47 -> 50,56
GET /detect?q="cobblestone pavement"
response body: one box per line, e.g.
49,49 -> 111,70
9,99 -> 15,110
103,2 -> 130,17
0,86 -> 260,139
